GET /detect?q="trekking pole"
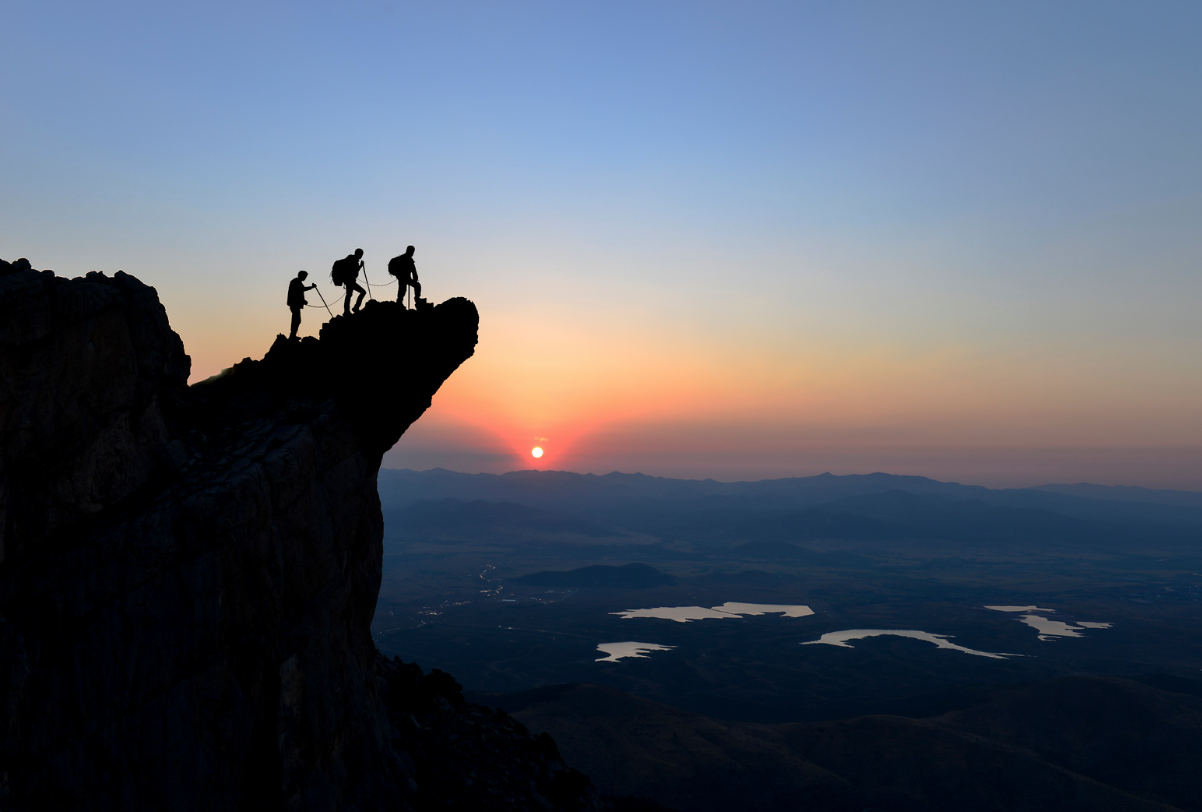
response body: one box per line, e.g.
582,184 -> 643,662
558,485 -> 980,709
313,286 -> 334,318
362,262 -> 373,301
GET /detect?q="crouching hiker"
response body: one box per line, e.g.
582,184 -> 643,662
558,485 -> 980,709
287,271 -> 316,339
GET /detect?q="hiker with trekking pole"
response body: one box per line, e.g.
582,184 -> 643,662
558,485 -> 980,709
331,248 -> 368,315
388,245 -> 421,309
286,271 -> 318,339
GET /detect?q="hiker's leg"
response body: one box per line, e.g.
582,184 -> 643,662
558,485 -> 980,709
396,284 -> 405,304
342,286 -> 351,314
289,307 -> 301,339
353,283 -> 366,311
413,280 -> 421,299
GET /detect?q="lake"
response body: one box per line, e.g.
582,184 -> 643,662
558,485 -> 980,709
612,603 -> 814,623
984,605 -> 1113,641
802,629 -> 1016,659
596,642 -> 676,663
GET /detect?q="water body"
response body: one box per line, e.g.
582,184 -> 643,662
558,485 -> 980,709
712,602 -> 814,618
596,642 -> 676,663
802,629 -> 1017,659
984,605 -> 1113,641
612,603 -> 814,623
983,605 -> 1055,614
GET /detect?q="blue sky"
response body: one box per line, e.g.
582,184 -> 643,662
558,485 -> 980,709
4,1 -> 1201,486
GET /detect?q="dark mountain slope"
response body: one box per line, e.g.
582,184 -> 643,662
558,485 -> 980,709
502,677 -> 1202,812
502,683 -> 857,812
939,677 -> 1202,810
781,713 -> 1179,812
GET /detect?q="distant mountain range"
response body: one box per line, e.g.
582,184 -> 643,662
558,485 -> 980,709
378,469 -> 1202,552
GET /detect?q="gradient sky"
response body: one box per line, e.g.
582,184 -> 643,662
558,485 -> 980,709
4,1 -> 1201,488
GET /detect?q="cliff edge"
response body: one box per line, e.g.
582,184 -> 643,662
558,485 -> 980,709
0,258 -> 595,811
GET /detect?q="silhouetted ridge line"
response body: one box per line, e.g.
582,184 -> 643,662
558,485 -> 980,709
379,467 -> 1202,536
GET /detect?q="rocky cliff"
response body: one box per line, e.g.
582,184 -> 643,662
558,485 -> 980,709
0,258 -> 597,811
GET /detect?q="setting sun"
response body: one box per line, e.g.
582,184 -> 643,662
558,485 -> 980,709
531,446 -> 544,459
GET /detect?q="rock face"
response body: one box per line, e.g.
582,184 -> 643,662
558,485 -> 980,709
0,259 -> 596,811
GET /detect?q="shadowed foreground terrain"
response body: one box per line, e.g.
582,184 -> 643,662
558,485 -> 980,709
499,676 -> 1202,812
0,258 -> 598,811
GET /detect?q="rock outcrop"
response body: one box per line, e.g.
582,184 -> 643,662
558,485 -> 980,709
0,258 -> 597,811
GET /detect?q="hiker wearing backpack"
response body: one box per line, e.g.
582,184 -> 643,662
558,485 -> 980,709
388,246 -> 420,307
331,248 -> 366,315
286,270 -> 316,339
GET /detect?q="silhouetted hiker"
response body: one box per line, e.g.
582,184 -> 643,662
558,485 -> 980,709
331,248 -> 366,314
286,271 -> 316,339
388,246 -> 420,306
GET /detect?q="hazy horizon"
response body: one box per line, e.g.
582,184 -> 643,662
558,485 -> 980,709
378,457 -> 1202,493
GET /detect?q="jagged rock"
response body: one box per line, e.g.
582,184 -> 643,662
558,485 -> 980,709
0,264 -> 189,563
0,259 -> 598,811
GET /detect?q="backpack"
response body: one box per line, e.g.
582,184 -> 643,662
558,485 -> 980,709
331,257 -> 349,287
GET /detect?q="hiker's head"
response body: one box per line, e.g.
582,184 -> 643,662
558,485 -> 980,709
298,271 -> 308,281
406,245 -> 415,255
354,248 -> 364,258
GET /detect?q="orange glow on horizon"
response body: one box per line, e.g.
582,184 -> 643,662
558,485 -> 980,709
178,291 -> 1202,484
